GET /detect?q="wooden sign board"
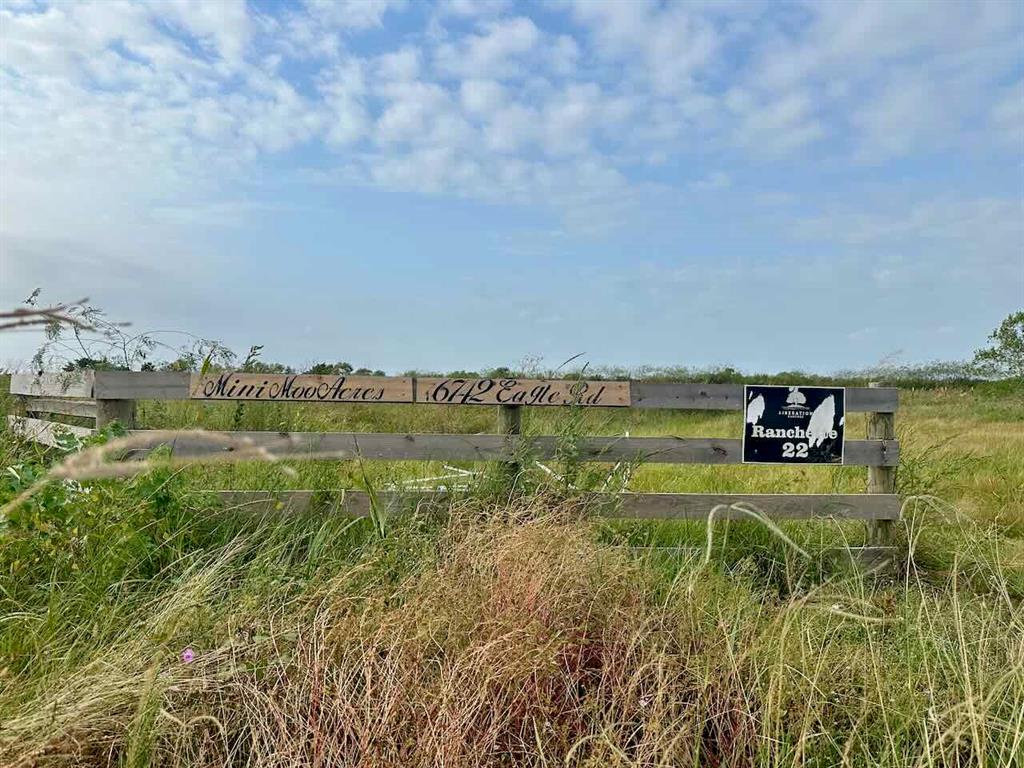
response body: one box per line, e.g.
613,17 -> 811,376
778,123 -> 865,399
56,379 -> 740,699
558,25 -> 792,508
190,373 -> 414,403
416,378 -> 631,407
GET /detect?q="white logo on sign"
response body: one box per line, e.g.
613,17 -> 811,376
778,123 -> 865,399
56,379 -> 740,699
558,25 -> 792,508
780,387 -> 810,418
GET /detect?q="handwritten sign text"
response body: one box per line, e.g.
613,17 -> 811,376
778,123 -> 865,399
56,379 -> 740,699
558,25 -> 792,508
416,378 -> 631,407
191,373 -> 414,403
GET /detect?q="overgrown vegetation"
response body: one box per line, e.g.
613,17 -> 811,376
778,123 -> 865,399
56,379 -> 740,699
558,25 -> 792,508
1,301 -> 1021,765
0,372 -> 1022,766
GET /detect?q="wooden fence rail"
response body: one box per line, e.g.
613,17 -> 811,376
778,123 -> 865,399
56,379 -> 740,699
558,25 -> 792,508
215,490 -> 902,521
107,431 -> 897,466
9,372 -> 900,412
7,372 -> 901,546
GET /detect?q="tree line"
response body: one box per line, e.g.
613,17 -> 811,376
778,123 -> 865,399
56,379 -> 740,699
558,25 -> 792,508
13,292 -> 1023,385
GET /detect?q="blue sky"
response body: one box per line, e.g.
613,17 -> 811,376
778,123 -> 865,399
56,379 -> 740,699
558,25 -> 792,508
1,0 -> 1022,373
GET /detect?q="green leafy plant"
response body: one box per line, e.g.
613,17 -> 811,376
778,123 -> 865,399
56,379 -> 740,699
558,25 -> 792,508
973,310 -> 1024,379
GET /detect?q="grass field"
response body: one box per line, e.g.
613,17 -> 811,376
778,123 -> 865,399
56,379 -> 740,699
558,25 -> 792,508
0,380 -> 1022,766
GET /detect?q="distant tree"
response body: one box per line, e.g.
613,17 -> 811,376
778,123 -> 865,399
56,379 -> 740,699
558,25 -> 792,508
973,311 -> 1024,379
161,347 -> 237,372
162,356 -> 199,372
221,344 -> 284,374
62,356 -> 128,372
305,361 -> 353,375
240,361 -> 291,373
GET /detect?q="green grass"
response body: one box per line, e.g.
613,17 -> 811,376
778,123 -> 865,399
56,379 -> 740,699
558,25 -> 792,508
0,381 -> 1022,766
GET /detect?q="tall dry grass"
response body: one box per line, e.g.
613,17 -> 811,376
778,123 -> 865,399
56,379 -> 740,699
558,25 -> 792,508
2,497 -> 1022,768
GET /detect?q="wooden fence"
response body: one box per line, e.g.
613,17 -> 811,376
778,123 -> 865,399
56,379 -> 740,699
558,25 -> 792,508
6,371 -> 900,546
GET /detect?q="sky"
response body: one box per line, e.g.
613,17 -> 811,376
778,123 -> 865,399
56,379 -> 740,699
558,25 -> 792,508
1,0 -> 1022,374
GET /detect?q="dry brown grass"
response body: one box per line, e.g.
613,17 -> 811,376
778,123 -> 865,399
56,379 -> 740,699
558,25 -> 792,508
3,497 -> 1022,768
3,510 -> 754,766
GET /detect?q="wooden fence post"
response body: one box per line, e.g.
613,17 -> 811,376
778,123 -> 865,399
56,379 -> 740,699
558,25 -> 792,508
866,382 -> 896,546
95,398 -> 136,431
499,404 -> 522,482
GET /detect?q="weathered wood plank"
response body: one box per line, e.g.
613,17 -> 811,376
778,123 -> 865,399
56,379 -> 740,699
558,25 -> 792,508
134,431 -> 514,461
23,398 -> 98,418
126,430 -> 898,466
599,492 -> 902,520
631,382 -> 898,413
211,489 -> 901,521
867,382 -> 898,546
190,373 -> 414,403
93,371 -> 189,400
499,404 -> 522,478
10,372 -> 94,398
51,372 -> 899,412
416,377 -> 631,406
631,382 -> 744,411
7,415 -> 94,447
848,386 -> 899,413
96,399 -> 135,429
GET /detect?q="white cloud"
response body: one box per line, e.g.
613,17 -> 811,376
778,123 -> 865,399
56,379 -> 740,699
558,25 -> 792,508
751,0 -> 1014,90
729,91 -> 825,153
792,197 -> 1024,281
0,0 -> 1021,247
541,83 -> 601,154
569,0 -> 718,93
303,0 -> 405,30
434,16 -> 539,79
459,78 -> 505,116
483,102 -> 537,153
375,46 -> 420,81
374,80 -> 471,147
318,60 -> 370,146
365,146 -> 479,194
269,0 -> 406,61
745,0 -> 1024,160
547,34 -> 579,77
152,0 -> 251,65
436,0 -> 510,18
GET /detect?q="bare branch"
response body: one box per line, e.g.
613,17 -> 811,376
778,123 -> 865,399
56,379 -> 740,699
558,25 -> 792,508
0,299 -> 93,333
